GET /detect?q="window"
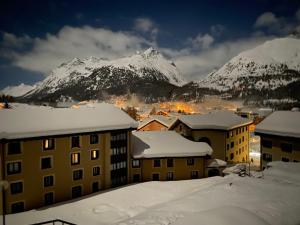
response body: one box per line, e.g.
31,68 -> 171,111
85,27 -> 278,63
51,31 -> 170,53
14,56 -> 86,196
11,202 -> 24,213
133,174 -> 140,182
92,182 -> 99,192
231,142 -> 234,148
44,175 -> 54,187
191,171 -> 198,179
41,157 -> 52,169
93,166 -> 100,176
281,143 -> 293,153
239,139 -> 241,144
166,172 -> 174,181
227,133 -> 229,138
242,127 -> 244,132
72,186 -> 82,198
239,148 -> 241,154
7,162 -> 21,175
226,144 -> 229,150
153,159 -> 161,167
262,140 -> 272,148
152,173 -> 160,181
10,181 -> 23,194
187,158 -> 194,166
230,153 -> 234,160
91,150 -> 99,160
73,169 -> 83,180
236,130 -> 238,135
44,192 -> 54,205
71,136 -> 80,148
7,142 -> 21,155
262,153 -> 272,161
242,136 -> 245,142
246,126 -> 248,131
282,157 -> 289,162
167,159 -> 173,167
43,138 -> 55,150
71,153 -> 80,165
90,134 -> 99,144
230,131 -> 233,137
132,159 -> 140,168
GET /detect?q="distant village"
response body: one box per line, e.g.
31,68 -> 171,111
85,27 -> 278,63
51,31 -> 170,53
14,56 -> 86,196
0,97 -> 299,215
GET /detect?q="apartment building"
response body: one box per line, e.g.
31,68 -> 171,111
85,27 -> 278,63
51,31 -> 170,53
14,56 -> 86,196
0,103 -> 138,214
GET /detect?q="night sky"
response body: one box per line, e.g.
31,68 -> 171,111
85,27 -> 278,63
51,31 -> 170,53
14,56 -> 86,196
0,0 -> 300,89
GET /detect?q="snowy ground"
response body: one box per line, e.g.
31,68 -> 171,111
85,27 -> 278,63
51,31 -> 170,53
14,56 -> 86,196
6,161 -> 300,225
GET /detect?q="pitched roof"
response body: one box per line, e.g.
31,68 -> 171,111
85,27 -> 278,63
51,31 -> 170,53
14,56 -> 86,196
255,111 -> 300,138
173,111 -> 252,130
0,103 -> 138,140
132,131 -> 212,158
138,115 -> 177,129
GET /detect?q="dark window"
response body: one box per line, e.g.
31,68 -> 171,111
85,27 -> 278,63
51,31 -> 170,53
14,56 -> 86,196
132,159 -> 140,168
43,139 -> 55,150
11,202 -> 24,213
282,157 -> 289,162
226,144 -> 229,150
239,139 -> 241,144
41,157 -> 52,169
73,169 -> 83,180
231,142 -> 234,148
91,150 -> 99,160
44,175 -> 54,187
93,166 -> 100,176
72,186 -> 82,198
230,153 -> 234,160
7,162 -> 21,175
236,130 -> 238,135
71,136 -> 80,148
8,142 -> 21,155
92,182 -> 99,192
167,159 -> 173,167
281,143 -> 293,153
71,153 -> 80,165
166,172 -> 174,180
10,182 -> 23,194
90,134 -> 99,144
152,173 -> 160,181
191,171 -> 198,179
44,192 -> 54,205
262,140 -> 272,148
242,136 -> 245,142
133,174 -> 140,182
187,158 -> 194,166
226,133 -> 229,138
153,159 -> 161,167
262,153 -> 272,161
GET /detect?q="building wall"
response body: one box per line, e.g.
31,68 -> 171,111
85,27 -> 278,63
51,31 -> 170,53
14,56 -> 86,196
138,121 -> 168,131
171,122 -> 250,163
129,157 -> 205,182
1,130 -> 131,214
260,134 -> 300,169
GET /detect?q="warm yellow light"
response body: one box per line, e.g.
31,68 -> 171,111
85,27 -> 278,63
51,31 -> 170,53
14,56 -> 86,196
44,140 -> 49,148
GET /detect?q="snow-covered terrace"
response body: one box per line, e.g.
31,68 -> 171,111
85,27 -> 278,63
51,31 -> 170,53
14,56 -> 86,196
0,103 -> 138,140
255,111 -> 300,138
174,111 -> 252,130
132,131 -> 213,158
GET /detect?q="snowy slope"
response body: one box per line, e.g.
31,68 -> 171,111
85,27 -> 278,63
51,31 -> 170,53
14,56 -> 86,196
24,47 -> 185,98
0,83 -> 36,97
199,38 -> 300,91
8,162 -> 300,225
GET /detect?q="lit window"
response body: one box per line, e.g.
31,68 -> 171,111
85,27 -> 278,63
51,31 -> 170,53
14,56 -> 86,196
7,162 -> 21,175
91,150 -> 99,160
43,139 -> 55,150
71,153 -> 80,165
132,159 -> 140,168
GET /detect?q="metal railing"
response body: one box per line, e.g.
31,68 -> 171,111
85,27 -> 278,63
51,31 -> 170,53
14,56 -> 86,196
30,219 -> 76,225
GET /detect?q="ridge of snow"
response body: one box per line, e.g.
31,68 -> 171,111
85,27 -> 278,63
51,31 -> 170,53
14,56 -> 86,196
0,83 -> 36,97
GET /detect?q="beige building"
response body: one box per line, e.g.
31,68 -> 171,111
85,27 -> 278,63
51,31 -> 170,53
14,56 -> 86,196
130,131 -> 213,182
0,103 -> 138,214
255,111 -> 300,169
169,111 -> 252,163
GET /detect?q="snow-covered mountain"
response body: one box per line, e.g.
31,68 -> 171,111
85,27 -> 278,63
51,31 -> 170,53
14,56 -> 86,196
1,83 -> 36,97
23,48 -> 185,102
199,38 -> 300,92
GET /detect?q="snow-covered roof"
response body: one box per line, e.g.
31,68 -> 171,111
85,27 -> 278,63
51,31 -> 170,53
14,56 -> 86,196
0,103 -> 138,140
207,159 -> 227,168
138,115 -> 177,129
175,111 -> 252,130
132,131 -> 212,158
255,111 -> 300,138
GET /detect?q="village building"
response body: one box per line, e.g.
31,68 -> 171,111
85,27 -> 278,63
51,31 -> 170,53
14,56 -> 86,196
0,103 -> 138,214
255,111 -> 300,169
130,131 -> 213,182
137,115 -> 177,131
169,111 -> 252,163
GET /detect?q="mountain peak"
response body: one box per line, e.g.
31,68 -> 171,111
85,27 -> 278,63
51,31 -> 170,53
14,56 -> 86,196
143,47 -> 161,58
